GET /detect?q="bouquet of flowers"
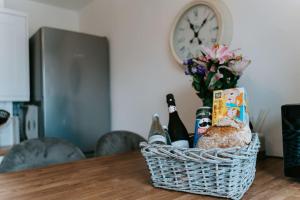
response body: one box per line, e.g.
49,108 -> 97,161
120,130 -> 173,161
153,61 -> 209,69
184,44 -> 251,107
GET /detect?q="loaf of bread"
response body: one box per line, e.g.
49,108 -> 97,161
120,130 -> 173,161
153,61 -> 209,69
196,125 -> 252,149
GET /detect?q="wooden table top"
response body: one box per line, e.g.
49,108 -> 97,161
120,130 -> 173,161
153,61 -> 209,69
0,152 -> 298,200
0,145 -> 11,156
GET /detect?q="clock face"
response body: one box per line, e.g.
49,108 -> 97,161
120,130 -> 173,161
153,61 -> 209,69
172,4 -> 220,62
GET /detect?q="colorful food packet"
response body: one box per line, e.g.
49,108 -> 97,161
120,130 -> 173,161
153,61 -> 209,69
212,88 -> 249,128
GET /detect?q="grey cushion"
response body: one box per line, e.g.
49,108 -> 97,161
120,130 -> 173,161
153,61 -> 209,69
0,138 -> 85,173
95,131 -> 146,157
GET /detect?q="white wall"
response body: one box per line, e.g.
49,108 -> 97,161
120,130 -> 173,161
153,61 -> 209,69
225,0 -> 300,157
0,0 -> 4,8
4,0 -> 79,36
79,0 -> 300,157
80,0 -> 201,144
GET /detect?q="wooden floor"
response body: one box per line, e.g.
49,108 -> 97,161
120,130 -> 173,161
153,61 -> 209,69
0,152 -> 298,200
243,158 -> 300,200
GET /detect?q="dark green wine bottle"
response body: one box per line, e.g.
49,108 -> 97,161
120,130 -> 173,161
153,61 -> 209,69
162,125 -> 172,145
166,94 -> 190,148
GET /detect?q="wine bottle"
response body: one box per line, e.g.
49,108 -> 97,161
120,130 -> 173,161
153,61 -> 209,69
162,125 -> 172,145
148,114 -> 167,145
166,94 -> 190,148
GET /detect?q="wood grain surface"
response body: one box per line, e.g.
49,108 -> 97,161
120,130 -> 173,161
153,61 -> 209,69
0,151 -> 298,200
0,145 -> 11,156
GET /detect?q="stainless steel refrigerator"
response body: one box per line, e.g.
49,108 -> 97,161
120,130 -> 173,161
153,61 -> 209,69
29,27 -> 111,152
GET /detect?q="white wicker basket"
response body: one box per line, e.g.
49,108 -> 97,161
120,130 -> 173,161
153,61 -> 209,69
140,133 -> 260,200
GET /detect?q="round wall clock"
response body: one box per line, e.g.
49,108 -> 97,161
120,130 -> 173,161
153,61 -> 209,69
170,0 -> 233,64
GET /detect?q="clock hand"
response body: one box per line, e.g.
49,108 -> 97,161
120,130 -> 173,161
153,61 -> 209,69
191,28 -> 201,44
188,18 -> 197,44
193,15 -> 209,45
199,16 -> 208,30
187,18 -> 196,32
190,35 -> 202,45
190,38 -> 194,44
187,17 -> 204,45
197,38 -> 202,45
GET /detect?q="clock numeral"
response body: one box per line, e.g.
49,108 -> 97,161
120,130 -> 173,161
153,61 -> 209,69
180,46 -> 186,52
209,15 -> 216,21
211,26 -> 219,31
193,9 -> 198,17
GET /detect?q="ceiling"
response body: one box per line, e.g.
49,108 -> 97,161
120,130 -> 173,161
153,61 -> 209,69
27,0 -> 94,11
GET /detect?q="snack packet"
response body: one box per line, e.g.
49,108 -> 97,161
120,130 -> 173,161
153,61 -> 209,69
212,88 -> 249,128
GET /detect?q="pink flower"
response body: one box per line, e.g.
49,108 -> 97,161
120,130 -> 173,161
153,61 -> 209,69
208,70 -> 223,89
229,58 -> 251,75
210,65 -> 216,72
215,71 -> 224,80
202,44 -> 235,64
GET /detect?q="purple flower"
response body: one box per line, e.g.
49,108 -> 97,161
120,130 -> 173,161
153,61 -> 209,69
183,59 -> 194,65
185,65 -> 206,76
191,67 -> 198,74
184,68 -> 191,75
196,65 -> 206,75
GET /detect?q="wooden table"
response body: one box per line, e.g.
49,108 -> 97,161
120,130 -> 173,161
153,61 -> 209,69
0,145 -> 11,156
0,152 -> 299,200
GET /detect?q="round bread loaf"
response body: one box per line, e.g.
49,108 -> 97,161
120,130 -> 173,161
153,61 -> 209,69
196,126 -> 252,149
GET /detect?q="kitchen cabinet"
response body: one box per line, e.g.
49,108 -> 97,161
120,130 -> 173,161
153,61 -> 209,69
0,9 -> 29,101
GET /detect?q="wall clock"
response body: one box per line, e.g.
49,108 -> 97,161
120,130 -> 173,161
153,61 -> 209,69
170,0 -> 233,64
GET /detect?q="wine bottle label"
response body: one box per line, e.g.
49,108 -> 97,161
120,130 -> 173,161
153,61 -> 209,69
171,140 -> 189,148
168,106 -> 177,113
148,135 -> 167,144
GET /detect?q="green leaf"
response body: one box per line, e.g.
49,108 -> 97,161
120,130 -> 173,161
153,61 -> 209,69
214,80 -> 223,89
205,72 -> 215,88
192,81 -> 201,91
193,75 -> 200,84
